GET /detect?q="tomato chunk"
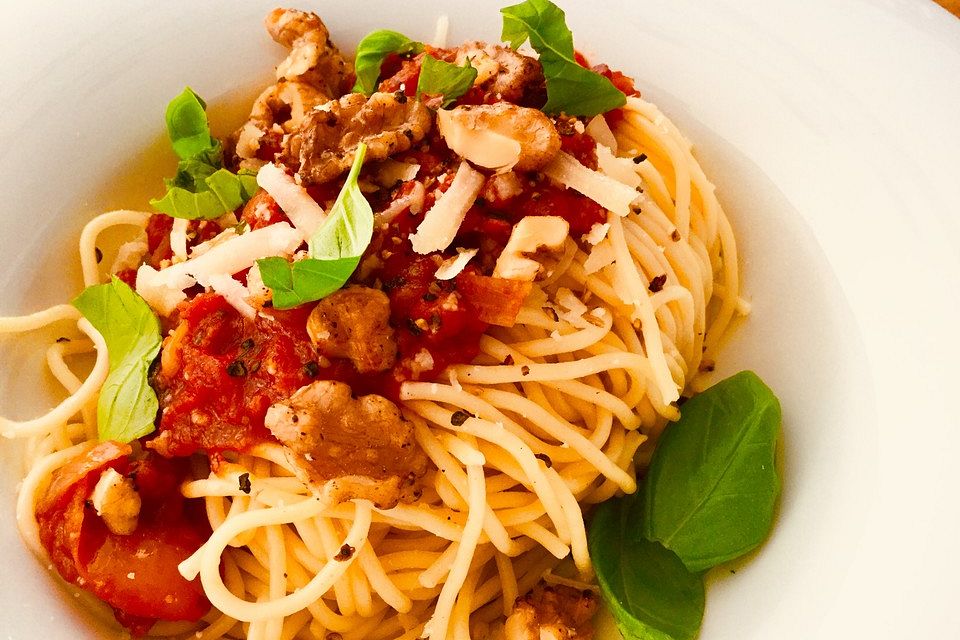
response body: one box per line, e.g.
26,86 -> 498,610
36,442 -> 209,636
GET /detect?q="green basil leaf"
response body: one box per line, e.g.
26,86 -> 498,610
500,0 -> 625,116
352,29 -> 424,95
165,87 -> 217,160
416,55 -> 478,108
590,495 -> 705,640
257,255 -> 362,310
643,371 -> 782,572
72,278 -> 162,444
167,143 -> 224,191
150,168 -> 259,220
308,143 -> 373,259
258,143 -> 373,309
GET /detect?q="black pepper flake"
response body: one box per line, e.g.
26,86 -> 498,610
502,354 -> 514,366
422,292 -> 438,302
648,274 -> 667,293
303,361 -> 320,378
633,153 -> 648,164
334,544 -> 355,561
534,453 -> 553,468
394,91 -> 407,104
450,410 -> 473,426
56,336 -> 70,343
226,360 -> 247,377
406,318 -> 423,336
238,472 -> 252,494
520,365 -> 531,376
94,247 -> 103,263
383,276 -> 406,291
699,360 -> 716,373
670,229 -> 682,242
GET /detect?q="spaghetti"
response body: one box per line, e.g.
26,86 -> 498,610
0,7 -> 744,640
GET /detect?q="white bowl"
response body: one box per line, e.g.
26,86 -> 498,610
1,1 -> 959,638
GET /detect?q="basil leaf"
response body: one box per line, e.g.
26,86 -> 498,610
353,29 -> 424,95
165,87 -> 217,160
643,371 -> 782,572
72,278 -> 162,444
500,0 -> 625,116
257,143 -> 373,309
150,168 -> 259,220
590,495 -> 705,640
257,255 -> 362,310
416,55 -> 478,108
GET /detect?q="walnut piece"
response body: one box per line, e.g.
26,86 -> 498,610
264,381 -> 427,509
282,92 -> 433,185
307,286 -> 397,373
504,582 -> 598,640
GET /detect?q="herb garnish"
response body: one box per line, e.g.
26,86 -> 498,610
72,278 -> 162,444
258,143 -> 374,309
353,30 -> 425,95
588,371 -> 781,639
150,88 -> 258,220
501,0 -> 626,116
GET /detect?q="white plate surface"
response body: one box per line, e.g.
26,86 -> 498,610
1,1 -> 959,638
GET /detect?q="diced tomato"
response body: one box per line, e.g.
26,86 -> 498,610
240,190 -> 288,229
150,294 -> 324,456
456,271 -> 532,327
560,130 -> 599,169
36,442 -> 209,636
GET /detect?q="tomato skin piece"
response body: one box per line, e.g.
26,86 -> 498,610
35,442 -> 210,636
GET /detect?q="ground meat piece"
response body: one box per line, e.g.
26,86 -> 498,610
282,91 -> 433,185
504,582 -> 598,640
307,286 -> 397,373
264,381 -> 427,509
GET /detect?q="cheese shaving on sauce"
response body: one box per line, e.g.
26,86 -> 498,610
170,218 -> 189,262
256,163 -> 326,240
410,161 -> 485,255
136,222 -> 302,315
375,159 -> 421,187
375,181 -> 426,225
199,274 -> 257,320
434,248 -> 479,280
437,109 -> 521,172
541,151 -> 638,216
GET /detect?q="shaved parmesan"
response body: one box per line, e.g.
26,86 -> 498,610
596,145 -> 642,188
431,14 -> 450,48
583,239 -> 616,275
200,273 -> 256,319
256,163 -> 326,240
584,222 -> 610,245
410,161 -> 485,255
542,151 -> 639,216
190,228 -> 238,259
136,222 -> 301,315
246,262 -> 271,307
435,248 -> 479,280
585,115 -> 618,154
493,216 -> 569,281
438,108 -> 521,172
375,159 -> 421,187
109,237 -> 148,275
374,181 -> 426,225
554,287 -> 591,328
170,218 -> 189,262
